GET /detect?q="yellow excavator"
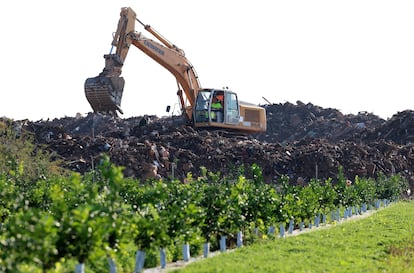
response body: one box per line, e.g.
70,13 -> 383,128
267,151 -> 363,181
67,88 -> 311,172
85,7 -> 266,133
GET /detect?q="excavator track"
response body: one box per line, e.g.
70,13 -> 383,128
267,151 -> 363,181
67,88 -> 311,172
84,75 -> 125,115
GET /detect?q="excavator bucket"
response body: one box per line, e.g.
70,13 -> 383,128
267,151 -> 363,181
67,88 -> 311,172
84,75 -> 125,115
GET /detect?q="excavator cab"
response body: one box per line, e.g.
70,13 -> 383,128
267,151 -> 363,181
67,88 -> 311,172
194,89 -> 266,133
194,89 -> 226,123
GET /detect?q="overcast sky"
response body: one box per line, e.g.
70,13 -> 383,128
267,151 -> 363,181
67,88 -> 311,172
2,0 -> 414,121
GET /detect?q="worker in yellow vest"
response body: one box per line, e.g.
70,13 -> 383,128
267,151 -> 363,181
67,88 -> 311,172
210,96 -> 223,122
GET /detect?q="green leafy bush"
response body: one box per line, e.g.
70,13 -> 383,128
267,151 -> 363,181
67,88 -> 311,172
0,146 -> 409,272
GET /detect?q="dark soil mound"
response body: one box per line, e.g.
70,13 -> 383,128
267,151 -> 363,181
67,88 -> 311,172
13,102 -> 414,191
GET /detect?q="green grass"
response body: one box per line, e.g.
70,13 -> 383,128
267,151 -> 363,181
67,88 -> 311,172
171,201 -> 414,273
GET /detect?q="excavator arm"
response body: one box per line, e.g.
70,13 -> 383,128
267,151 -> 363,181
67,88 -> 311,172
84,7 -> 201,121
129,31 -> 201,120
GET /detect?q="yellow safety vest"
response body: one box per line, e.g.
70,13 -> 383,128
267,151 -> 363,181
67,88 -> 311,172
211,102 -> 222,109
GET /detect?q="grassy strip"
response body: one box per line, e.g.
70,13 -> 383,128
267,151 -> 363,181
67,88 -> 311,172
171,201 -> 414,273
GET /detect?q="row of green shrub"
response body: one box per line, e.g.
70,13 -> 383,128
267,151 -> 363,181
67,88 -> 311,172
0,120 -> 408,272
0,153 -> 408,272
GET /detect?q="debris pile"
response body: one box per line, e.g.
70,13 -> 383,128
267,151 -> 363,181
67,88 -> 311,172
364,110 -> 414,144
15,102 -> 414,190
257,101 -> 385,143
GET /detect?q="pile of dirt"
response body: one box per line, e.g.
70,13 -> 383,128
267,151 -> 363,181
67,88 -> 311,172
12,102 -> 414,190
257,101 -> 385,144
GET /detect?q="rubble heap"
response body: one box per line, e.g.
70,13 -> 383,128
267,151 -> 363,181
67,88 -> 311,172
17,102 -> 414,189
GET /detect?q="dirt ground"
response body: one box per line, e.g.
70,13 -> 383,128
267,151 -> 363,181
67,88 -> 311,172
13,101 -> 414,190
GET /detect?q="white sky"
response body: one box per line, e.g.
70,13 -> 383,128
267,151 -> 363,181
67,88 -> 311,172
1,0 -> 414,121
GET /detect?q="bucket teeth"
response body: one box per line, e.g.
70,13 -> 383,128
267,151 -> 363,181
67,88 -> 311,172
84,75 -> 124,115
